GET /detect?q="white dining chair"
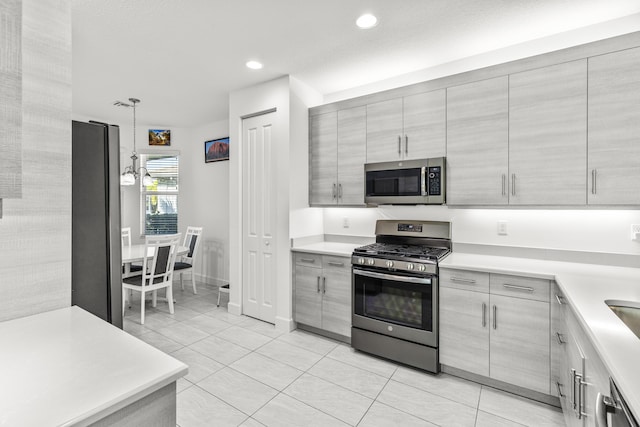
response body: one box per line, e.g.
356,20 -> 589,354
174,226 -> 203,294
123,233 -> 181,325
121,227 -> 142,278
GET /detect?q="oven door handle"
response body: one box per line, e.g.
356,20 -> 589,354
353,268 -> 433,285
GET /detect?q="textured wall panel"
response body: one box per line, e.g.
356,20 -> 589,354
0,0 -> 22,200
0,0 -> 71,321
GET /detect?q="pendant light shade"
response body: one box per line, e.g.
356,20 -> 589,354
114,97 -> 153,186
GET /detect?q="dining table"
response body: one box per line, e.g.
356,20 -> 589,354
122,243 -> 190,282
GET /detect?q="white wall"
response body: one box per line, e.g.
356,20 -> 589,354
182,120 -> 230,286
323,206 -> 640,256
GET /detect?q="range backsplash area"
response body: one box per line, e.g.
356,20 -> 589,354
322,206 -> 640,261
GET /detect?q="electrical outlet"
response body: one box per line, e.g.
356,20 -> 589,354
343,217 -> 350,228
497,220 -> 508,236
631,224 -> 640,240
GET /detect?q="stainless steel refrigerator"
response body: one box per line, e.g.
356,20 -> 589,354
72,120 -> 123,328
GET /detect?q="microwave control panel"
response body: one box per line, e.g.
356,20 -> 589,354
427,166 -> 441,196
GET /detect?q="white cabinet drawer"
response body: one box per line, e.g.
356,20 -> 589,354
490,273 -> 550,302
440,268 -> 489,293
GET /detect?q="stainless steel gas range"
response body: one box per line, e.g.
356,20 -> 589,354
351,220 -> 451,373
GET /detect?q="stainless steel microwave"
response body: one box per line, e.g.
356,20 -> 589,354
364,157 -> 446,205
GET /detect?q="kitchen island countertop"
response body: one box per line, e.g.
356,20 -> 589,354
0,306 -> 188,426
440,253 -> 640,420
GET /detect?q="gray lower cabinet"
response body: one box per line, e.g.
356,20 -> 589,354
555,290 -> 610,427
588,46 -> 640,205
293,252 -> 351,338
309,107 -> 366,206
440,268 -> 551,395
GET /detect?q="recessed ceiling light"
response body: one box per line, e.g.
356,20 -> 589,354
356,13 -> 377,29
246,60 -> 263,70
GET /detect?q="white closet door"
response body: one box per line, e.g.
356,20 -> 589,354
242,112 -> 276,323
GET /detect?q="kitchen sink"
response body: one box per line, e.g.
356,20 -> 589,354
606,299 -> 640,340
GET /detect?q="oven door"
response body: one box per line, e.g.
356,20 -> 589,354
352,267 -> 437,347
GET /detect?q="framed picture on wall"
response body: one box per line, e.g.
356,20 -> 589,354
149,129 -> 171,146
204,137 -> 229,163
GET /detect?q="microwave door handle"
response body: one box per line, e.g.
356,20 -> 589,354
422,167 -> 428,196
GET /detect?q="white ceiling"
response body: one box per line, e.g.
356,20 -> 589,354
72,0 -> 640,128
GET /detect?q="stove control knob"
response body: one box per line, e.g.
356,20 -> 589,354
407,263 -> 414,270
418,264 -> 426,272
386,261 -> 394,268
357,257 -> 365,265
367,259 -> 375,266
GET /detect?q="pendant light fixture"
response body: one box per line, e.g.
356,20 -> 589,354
114,97 -> 153,186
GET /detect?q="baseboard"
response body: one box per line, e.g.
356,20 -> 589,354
194,273 -> 227,287
275,316 -> 295,333
227,302 -> 241,316
441,364 -> 561,408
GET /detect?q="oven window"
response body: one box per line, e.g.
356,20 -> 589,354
366,168 -> 422,196
354,273 -> 433,331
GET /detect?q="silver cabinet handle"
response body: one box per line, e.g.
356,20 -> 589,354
556,381 -> 565,398
493,305 -> 497,329
405,135 -> 408,155
332,183 -> 337,200
555,332 -> 566,344
576,372 -> 586,419
322,276 -> 326,294
511,174 -> 516,196
327,261 -> 344,267
555,294 -> 565,305
502,283 -> 534,292
316,276 -> 320,293
571,368 -> 578,412
502,174 -> 506,196
592,169 -> 597,195
338,183 -> 342,199
482,302 -> 487,327
300,258 -> 316,263
397,136 -> 402,156
450,277 -> 477,284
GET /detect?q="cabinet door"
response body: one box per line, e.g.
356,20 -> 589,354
309,112 -> 337,205
337,106 -> 366,206
550,284 -> 568,400
509,60 -> 587,205
588,47 -> 640,205
440,287 -> 490,376
402,90 -> 446,160
366,98 -> 403,163
490,294 -> 550,394
446,77 -> 509,205
294,264 -> 322,329
321,257 -> 351,337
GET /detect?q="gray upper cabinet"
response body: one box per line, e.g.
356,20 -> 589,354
309,107 -> 366,206
309,111 -> 337,205
446,77 -> 509,205
588,47 -> 640,205
337,106 -> 366,205
508,60 -> 588,205
366,90 -> 445,163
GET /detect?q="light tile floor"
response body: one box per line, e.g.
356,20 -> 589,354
123,282 -> 566,427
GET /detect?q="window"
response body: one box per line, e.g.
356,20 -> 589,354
140,153 -> 179,235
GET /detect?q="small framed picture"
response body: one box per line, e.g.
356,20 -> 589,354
205,137 -> 229,163
149,129 -> 171,146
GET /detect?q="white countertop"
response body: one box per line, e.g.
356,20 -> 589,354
291,241 -> 361,257
0,306 -> 188,427
440,253 -> 640,419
